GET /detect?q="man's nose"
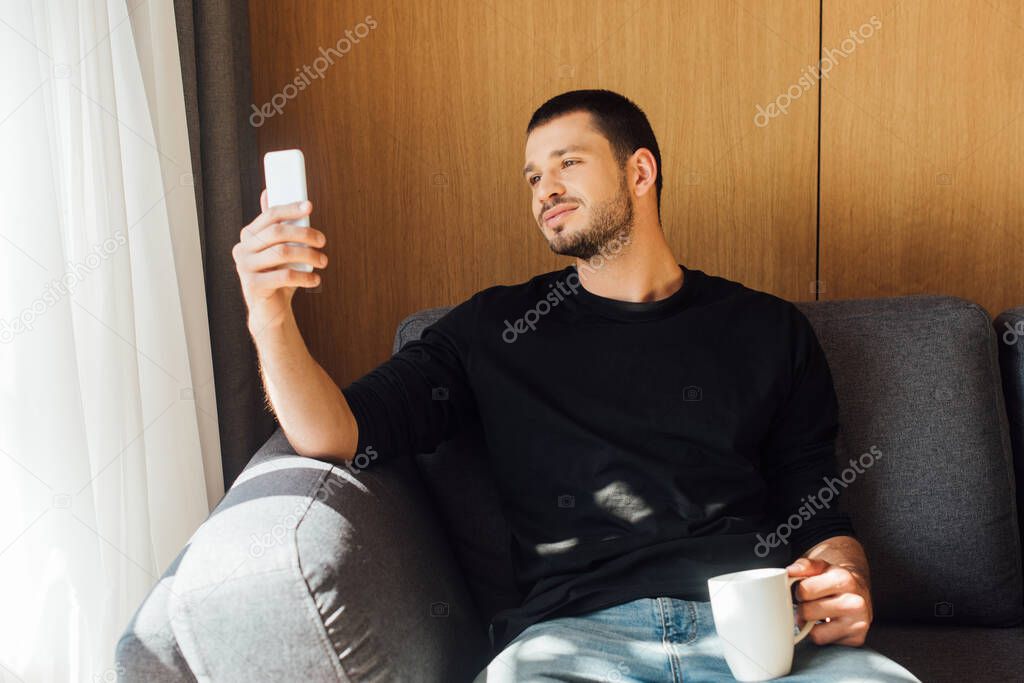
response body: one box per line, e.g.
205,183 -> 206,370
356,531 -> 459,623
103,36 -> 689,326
537,183 -> 564,214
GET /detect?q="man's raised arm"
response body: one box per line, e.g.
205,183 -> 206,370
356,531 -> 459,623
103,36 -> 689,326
232,191 -> 358,464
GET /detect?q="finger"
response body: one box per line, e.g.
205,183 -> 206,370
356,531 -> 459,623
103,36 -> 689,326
242,224 -> 326,253
232,226 -> 325,273
796,566 -> 856,602
787,558 -> 830,578
248,243 -> 327,272
260,188 -> 268,212
239,200 -> 313,242
797,592 -> 867,623
807,616 -> 870,647
248,267 -> 321,297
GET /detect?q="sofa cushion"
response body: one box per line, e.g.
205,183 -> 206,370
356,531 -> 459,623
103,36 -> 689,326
797,295 -> 1022,626
867,622 -> 1024,682
395,294 -> 1024,633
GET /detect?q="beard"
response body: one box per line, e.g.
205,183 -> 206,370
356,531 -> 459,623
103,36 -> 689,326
545,173 -> 634,260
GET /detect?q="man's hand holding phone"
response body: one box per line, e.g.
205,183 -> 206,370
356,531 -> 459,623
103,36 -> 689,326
232,189 -> 327,336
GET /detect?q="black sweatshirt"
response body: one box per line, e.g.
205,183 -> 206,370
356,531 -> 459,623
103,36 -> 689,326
340,263 -> 856,651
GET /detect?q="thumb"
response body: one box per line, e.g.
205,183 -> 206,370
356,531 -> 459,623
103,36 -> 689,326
786,557 -> 830,577
260,188 -> 268,212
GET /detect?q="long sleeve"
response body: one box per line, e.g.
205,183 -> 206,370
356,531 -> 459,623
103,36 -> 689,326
759,304 -> 857,559
339,296 -> 479,465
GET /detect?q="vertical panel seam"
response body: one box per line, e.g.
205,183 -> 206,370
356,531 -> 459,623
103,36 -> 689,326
815,0 -> 824,302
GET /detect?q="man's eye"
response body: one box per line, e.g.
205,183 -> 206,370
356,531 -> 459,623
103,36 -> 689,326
529,160 -> 578,185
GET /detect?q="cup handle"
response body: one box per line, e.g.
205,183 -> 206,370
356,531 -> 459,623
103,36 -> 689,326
787,576 -> 815,645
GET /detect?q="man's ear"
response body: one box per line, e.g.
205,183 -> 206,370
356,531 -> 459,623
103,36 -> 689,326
629,148 -> 658,201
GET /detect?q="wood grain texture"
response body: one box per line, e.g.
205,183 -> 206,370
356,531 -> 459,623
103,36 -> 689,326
820,0 -> 1024,316
247,1 -> 820,384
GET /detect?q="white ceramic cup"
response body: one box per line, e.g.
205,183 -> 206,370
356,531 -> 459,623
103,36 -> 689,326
707,567 -> 815,681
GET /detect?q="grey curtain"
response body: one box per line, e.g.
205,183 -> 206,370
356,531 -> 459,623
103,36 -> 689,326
174,0 -> 276,487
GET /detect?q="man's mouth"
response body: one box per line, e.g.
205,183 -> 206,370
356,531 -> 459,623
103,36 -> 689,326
543,205 -> 578,226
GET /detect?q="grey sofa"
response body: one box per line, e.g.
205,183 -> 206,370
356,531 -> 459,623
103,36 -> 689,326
116,294 -> 1024,682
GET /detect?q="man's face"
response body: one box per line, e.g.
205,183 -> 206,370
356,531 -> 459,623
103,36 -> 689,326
523,111 -> 634,260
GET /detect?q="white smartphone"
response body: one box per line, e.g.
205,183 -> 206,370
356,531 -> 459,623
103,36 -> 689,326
263,149 -> 314,272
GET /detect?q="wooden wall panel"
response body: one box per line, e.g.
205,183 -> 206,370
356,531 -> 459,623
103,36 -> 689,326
248,1 -> 821,385
820,1 -> 1024,316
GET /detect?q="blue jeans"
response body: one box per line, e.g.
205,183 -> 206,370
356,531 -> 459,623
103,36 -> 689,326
473,597 -> 920,682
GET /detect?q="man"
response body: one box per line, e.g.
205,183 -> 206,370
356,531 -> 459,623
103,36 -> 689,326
232,89 -> 919,681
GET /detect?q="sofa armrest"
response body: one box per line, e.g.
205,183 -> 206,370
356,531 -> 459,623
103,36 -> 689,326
115,546 -> 197,682
168,427 -> 489,682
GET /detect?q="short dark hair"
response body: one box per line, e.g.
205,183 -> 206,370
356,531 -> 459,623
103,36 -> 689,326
526,89 -> 663,216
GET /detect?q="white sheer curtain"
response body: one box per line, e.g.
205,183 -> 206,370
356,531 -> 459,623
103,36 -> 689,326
0,1 -> 223,680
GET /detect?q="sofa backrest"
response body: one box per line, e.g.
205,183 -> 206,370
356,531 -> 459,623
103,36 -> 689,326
798,295 -> 1021,626
394,295 -> 1024,628
995,305 -> 1024,606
